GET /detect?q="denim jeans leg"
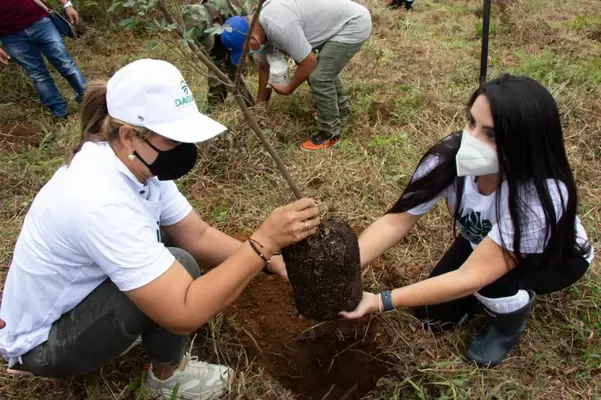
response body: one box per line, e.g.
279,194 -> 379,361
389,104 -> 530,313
0,26 -> 67,117
30,18 -> 87,103
18,247 -> 201,377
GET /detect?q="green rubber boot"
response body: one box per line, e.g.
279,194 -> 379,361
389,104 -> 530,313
465,290 -> 536,367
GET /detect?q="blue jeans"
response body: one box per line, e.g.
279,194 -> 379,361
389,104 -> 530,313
0,17 -> 87,117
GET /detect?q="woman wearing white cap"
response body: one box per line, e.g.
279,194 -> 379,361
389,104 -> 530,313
0,59 -> 320,399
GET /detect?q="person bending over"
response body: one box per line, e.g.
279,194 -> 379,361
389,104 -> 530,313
220,0 -> 372,151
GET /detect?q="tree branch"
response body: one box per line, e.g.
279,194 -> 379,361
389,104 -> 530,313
156,0 -> 303,200
233,96 -> 303,199
233,0 -> 265,90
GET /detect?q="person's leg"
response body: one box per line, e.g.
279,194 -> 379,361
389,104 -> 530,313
463,252 -> 590,368
206,37 -> 254,111
144,248 -> 233,399
303,40 -> 364,150
0,27 -> 68,117
334,75 -> 351,117
225,62 -> 254,108
464,261 -> 534,368
18,247 -> 199,377
521,253 -> 590,295
207,43 -> 231,110
30,18 -> 87,103
412,236 -> 478,330
17,247 -> 230,399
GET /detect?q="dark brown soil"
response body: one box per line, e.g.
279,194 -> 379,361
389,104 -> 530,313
227,275 -> 391,400
282,219 -> 363,321
588,30 -> 601,42
0,123 -> 42,154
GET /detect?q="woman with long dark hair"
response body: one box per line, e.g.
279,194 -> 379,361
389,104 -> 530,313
340,74 -> 594,367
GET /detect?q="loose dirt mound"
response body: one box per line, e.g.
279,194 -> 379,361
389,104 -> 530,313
227,275 -> 391,400
0,123 -> 42,154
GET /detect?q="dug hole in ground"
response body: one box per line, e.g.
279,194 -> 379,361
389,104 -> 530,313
225,218 -> 389,400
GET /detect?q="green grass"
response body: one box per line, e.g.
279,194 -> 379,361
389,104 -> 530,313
0,0 -> 600,399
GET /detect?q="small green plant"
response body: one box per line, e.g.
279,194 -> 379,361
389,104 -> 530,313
211,206 -> 229,223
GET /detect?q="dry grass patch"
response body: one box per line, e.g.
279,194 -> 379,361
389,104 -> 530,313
0,0 -> 599,399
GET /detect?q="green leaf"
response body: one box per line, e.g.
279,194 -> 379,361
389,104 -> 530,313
204,26 -> 224,35
144,40 -> 158,51
211,208 -> 228,223
107,1 -> 122,13
118,17 -> 137,29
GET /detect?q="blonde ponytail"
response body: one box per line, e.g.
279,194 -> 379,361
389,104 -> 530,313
67,81 -> 109,165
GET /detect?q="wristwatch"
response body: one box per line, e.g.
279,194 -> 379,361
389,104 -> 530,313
63,1 -> 73,8
380,290 -> 395,313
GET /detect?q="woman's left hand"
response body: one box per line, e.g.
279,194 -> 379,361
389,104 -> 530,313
267,255 -> 288,281
338,292 -> 380,319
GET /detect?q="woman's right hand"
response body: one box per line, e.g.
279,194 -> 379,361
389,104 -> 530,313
253,198 -> 320,256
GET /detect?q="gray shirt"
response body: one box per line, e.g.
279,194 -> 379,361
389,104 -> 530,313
259,0 -> 372,63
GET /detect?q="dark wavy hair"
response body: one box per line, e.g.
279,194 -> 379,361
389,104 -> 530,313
388,74 -> 590,270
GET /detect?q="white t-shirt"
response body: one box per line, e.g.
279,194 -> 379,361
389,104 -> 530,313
0,142 -> 193,366
406,156 -> 594,263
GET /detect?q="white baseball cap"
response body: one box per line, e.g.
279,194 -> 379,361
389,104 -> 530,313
106,58 -> 227,143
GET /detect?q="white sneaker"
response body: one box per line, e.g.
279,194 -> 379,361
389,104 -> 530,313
145,342 -> 232,400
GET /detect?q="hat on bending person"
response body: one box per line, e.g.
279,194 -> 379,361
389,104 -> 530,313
220,16 -> 250,65
106,59 -> 227,143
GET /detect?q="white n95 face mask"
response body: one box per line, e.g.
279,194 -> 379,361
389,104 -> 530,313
455,130 -> 499,177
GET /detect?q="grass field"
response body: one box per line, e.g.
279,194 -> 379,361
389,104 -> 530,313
0,0 -> 600,398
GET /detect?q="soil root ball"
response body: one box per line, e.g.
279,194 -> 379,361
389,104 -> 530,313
282,218 -> 363,321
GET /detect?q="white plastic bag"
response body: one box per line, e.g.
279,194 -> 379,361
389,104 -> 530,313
266,51 -> 290,85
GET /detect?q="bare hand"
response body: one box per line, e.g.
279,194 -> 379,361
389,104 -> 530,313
267,255 -> 288,281
269,82 -> 293,96
253,198 -> 320,256
0,48 -> 10,65
65,7 -> 80,25
338,292 -> 379,320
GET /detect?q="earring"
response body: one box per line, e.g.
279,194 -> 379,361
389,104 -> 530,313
128,153 -> 136,160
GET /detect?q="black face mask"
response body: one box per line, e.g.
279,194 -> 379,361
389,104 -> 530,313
134,138 -> 198,181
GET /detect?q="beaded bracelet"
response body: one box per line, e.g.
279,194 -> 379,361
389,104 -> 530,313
248,238 -> 280,275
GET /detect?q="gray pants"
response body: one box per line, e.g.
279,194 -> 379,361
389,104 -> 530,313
17,247 -> 200,377
307,40 -> 365,136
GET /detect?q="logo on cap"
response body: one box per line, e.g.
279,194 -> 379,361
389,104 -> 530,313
175,79 -> 194,108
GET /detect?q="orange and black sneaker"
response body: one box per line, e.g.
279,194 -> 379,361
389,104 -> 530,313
300,131 -> 341,151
